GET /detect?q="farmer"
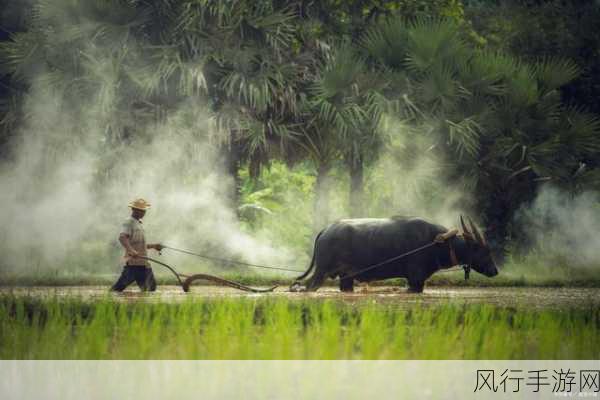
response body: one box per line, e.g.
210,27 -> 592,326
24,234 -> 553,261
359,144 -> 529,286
110,198 -> 164,292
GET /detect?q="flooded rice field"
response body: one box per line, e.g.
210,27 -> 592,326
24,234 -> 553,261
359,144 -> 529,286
1,285 -> 599,309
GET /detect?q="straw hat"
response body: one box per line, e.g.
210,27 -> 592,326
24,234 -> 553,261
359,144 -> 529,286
128,198 -> 151,210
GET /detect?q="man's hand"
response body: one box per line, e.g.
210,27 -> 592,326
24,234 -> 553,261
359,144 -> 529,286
127,249 -> 139,258
149,243 -> 164,251
119,234 -> 138,259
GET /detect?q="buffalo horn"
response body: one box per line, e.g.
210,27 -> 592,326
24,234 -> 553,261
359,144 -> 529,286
460,215 -> 470,237
468,216 -> 486,245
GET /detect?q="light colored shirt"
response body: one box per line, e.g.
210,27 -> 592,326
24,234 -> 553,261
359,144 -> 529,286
120,217 -> 149,266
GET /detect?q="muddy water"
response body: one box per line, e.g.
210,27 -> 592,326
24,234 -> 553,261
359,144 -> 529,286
1,285 -> 599,309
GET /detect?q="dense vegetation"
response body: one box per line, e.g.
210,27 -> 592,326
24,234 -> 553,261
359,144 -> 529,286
1,0 -> 599,269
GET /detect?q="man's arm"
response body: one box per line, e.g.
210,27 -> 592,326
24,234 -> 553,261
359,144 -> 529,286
146,243 -> 164,251
119,233 -> 139,257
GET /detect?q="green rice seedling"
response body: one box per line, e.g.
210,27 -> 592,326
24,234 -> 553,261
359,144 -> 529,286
358,303 -> 390,359
0,295 -> 598,360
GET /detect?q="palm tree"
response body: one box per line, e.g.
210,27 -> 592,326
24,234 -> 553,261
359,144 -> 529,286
361,17 -> 600,251
293,120 -> 340,231
1,0 -> 308,210
164,1 -> 303,207
310,42 -> 390,217
470,55 -> 600,248
0,0 -> 157,140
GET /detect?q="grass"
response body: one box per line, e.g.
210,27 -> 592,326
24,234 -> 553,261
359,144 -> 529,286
1,295 -> 598,359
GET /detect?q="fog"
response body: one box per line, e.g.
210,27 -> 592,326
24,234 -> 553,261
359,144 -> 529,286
1,1 -> 597,282
0,78 -> 298,276
0,86 -> 472,278
365,118 -> 469,229
516,185 -> 600,267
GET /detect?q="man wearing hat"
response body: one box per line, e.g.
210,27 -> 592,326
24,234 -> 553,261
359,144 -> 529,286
111,198 -> 164,292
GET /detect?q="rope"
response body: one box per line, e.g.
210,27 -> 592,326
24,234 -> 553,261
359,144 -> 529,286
162,245 -> 304,273
165,237 -> 465,283
138,255 -> 276,293
344,241 -> 439,280
158,230 -> 466,289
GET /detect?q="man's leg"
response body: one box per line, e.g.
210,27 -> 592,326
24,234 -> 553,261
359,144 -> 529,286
111,266 -> 136,292
134,267 -> 157,292
145,268 -> 157,292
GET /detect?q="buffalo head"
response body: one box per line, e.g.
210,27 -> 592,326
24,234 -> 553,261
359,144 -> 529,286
460,215 -> 498,277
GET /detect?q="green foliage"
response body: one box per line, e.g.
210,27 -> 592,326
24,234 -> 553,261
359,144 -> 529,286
1,296 -> 598,359
0,0 -> 599,260
465,0 -> 600,114
310,41 -> 385,161
361,16 -> 600,248
239,160 -> 350,254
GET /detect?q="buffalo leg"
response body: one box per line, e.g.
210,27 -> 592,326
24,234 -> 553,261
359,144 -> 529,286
407,279 -> 424,293
305,271 -> 327,292
339,277 -> 354,292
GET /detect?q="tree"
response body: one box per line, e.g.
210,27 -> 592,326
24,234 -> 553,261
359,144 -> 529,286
167,1 -> 305,207
362,17 -> 600,254
310,42 -> 388,217
294,0 -> 474,219
0,0 -> 308,209
465,0 -> 600,115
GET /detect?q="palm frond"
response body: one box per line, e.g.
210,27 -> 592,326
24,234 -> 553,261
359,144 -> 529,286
562,107 -> 600,156
446,117 -> 482,158
0,32 -> 44,80
361,19 -> 408,69
415,65 -> 461,114
404,18 -> 466,75
506,63 -> 539,108
534,57 -> 580,95
246,6 -> 297,53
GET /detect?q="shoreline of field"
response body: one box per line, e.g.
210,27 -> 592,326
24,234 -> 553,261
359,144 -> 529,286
2,274 -> 600,288
2,285 -> 599,310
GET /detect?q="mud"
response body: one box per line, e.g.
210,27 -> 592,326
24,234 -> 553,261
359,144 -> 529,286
1,285 -> 599,309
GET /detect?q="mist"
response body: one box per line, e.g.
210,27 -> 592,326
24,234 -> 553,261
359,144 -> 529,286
0,77 -> 298,277
2,2 -> 597,284
515,185 -> 600,268
364,118 -> 469,229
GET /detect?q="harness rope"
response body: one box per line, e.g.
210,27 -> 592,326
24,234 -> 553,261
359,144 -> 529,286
141,230 -> 468,293
162,245 -> 304,273
320,230 -> 470,282
343,242 -> 440,280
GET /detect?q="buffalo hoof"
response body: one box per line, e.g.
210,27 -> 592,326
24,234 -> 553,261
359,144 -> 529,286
407,287 -> 424,294
289,283 -> 306,292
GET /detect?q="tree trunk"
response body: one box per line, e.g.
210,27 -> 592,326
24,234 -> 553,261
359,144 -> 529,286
221,136 -> 243,212
313,162 -> 331,233
348,155 -> 364,217
481,187 -> 520,265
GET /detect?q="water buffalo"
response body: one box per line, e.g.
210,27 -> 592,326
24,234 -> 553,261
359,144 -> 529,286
291,215 -> 498,292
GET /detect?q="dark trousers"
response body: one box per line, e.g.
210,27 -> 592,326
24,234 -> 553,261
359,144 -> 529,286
111,265 -> 157,292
